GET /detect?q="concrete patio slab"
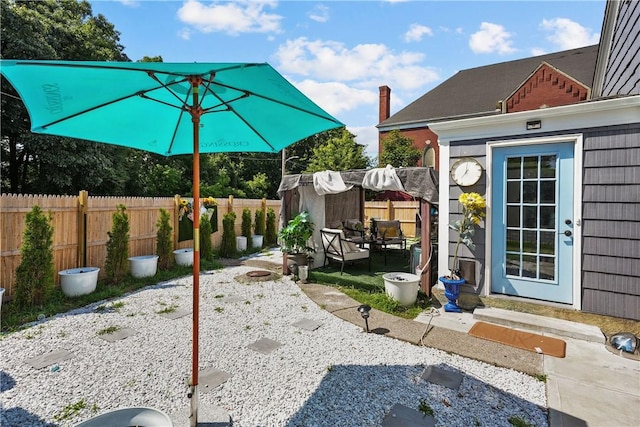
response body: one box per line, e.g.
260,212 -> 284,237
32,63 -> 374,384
159,308 -> 191,320
292,318 -> 323,331
98,327 -> 137,342
381,403 -> 435,427
420,365 -> 463,390
247,338 -> 282,354
199,367 -> 231,393
25,349 -> 75,370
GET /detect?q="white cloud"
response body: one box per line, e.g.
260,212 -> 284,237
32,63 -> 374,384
177,0 -> 282,36
308,4 -> 330,23
117,0 -> 139,6
273,37 -> 439,91
177,28 -> 191,41
469,22 -> 517,54
540,18 -> 600,50
531,47 -> 546,56
404,24 -> 433,42
292,79 -> 377,116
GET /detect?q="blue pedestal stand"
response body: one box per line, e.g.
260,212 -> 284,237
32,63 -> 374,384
439,276 -> 466,313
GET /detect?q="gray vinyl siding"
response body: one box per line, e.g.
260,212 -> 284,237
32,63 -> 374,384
601,0 -> 640,96
448,143 -> 487,291
582,123 -> 640,320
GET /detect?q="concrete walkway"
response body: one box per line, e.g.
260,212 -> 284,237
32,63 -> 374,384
299,282 -> 640,427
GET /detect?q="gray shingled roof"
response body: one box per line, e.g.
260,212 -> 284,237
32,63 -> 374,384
379,45 -> 599,127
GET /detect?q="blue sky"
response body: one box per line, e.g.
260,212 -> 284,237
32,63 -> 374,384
89,0 -> 606,158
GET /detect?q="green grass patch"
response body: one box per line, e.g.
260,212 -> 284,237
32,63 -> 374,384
1,258 -> 223,333
339,286 -> 430,319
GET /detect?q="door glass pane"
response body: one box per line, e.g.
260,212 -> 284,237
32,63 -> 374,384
507,182 -> 521,203
503,154 -> 558,281
506,229 -> 520,251
523,156 -> 538,178
523,206 -> 537,228
540,231 -> 555,254
523,182 -> 538,203
540,181 -> 555,203
540,155 -> 556,178
507,158 -> 521,179
522,230 -> 537,253
507,207 -> 520,227
506,253 -> 520,276
540,206 -> 555,229
540,256 -> 555,280
522,255 -> 537,278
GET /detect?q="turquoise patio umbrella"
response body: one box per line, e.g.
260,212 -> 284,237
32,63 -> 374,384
0,59 -> 343,425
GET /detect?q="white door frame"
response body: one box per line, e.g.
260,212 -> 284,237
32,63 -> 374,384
486,134 -> 583,309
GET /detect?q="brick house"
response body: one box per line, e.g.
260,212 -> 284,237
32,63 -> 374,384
377,0 -> 639,320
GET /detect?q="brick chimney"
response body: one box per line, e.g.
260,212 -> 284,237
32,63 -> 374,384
379,85 -> 391,123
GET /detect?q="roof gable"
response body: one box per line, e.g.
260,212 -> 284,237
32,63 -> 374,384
505,62 -> 590,112
379,45 -> 599,127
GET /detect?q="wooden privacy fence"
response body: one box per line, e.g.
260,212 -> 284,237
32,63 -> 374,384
364,200 -> 421,237
0,192 -> 281,300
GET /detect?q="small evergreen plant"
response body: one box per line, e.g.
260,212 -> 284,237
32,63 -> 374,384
105,204 -> 130,285
200,212 -> 213,260
219,211 -> 237,258
241,208 -> 253,249
14,206 -> 55,308
265,208 -> 277,246
156,208 -> 173,270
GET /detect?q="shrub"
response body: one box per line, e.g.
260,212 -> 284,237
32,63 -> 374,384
254,208 -> 266,236
265,208 -> 277,246
105,204 -> 129,285
241,208 -> 252,249
219,212 -> 237,258
200,212 -> 213,260
14,206 -> 55,308
156,208 -> 173,270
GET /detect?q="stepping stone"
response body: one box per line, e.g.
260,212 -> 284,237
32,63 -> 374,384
222,295 -> 244,304
247,338 -> 282,354
382,403 -> 435,427
98,327 -> 137,342
159,308 -> 191,320
324,291 -> 345,296
199,367 -> 231,393
420,365 -> 463,390
292,318 -> 323,331
25,349 -> 75,369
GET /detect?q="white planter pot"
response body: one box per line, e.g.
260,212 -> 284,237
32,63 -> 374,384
74,407 -> 173,427
252,235 -> 264,249
59,267 -> 99,297
173,248 -> 194,266
129,255 -> 159,278
236,236 -> 247,252
383,272 -> 420,306
298,265 -> 309,283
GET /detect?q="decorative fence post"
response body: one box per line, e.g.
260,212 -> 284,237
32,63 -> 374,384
77,190 -> 88,267
227,195 -> 234,213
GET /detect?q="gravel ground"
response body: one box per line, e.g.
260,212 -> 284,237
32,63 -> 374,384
1,257 -> 548,427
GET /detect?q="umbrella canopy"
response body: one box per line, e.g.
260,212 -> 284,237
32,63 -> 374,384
1,59 -> 343,425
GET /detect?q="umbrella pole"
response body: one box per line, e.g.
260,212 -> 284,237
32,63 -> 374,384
189,79 -> 203,427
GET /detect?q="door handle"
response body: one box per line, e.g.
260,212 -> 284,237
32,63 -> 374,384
560,230 -> 572,237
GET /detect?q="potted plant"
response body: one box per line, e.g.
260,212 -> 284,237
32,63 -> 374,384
440,192 -> 486,312
253,208 -> 265,249
278,211 -> 315,270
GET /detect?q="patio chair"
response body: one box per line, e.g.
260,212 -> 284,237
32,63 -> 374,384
342,218 -> 365,247
371,219 -> 407,263
320,228 -> 370,274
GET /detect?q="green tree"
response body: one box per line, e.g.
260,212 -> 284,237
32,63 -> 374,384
265,208 -> 277,246
1,0 -> 130,195
14,206 -> 55,308
219,212 -> 237,258
156,209 -> 173,270
305,128 -> 370,173
200,212 -> 213,261
241,208 -> 253,249
379,130 -> 421,167
105,204 -> 129,284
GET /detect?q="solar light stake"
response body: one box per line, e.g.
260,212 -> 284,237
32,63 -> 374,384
357,304 -> 371,333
